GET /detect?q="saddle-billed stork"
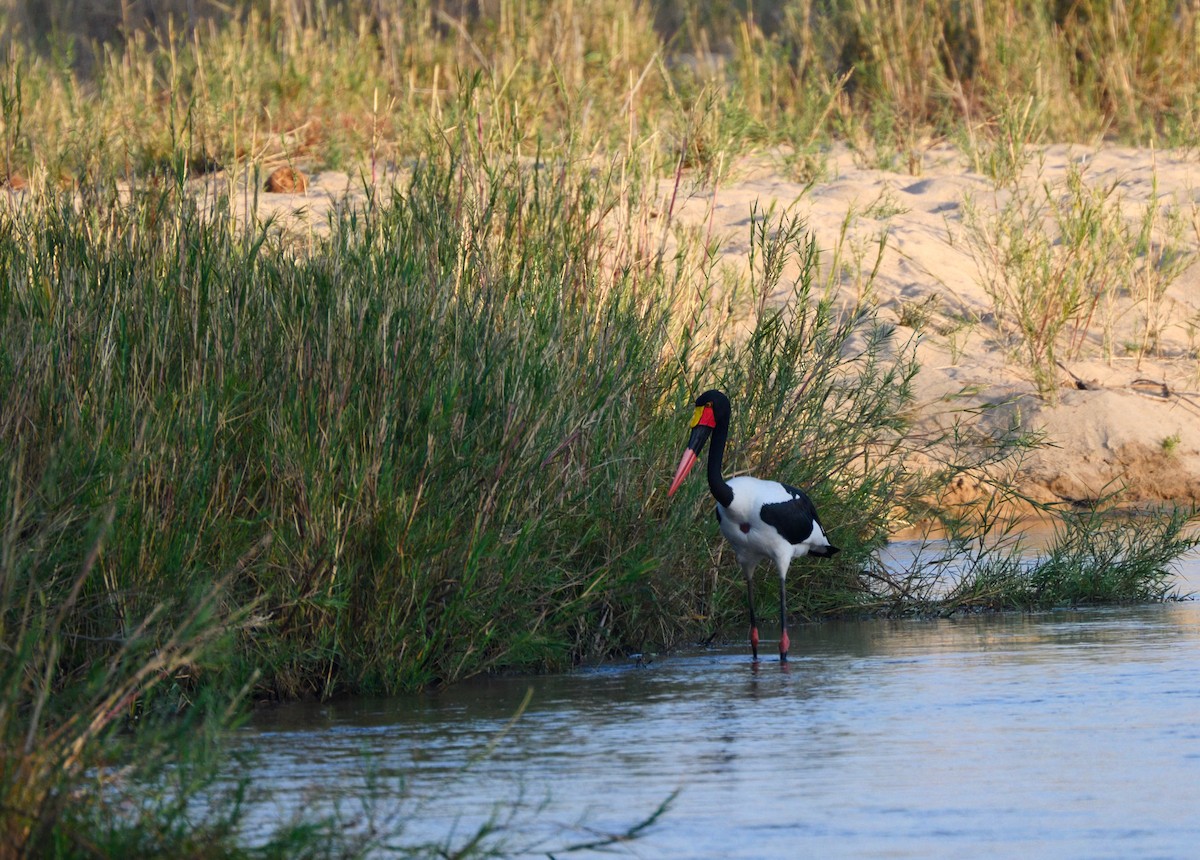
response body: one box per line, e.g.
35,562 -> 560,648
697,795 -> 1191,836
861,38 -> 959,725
668,389 -> 839,662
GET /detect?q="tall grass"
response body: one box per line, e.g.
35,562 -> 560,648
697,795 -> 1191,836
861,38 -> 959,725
0,113 -> 1052,699
0,129 -> 687,855
3,1 -> 1200,186
0,457 -> 274,857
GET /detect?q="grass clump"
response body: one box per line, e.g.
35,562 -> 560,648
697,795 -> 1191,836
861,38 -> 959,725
865,493 -> 1199,614
963,161 -> 1195,397
944,506 -> 1198,611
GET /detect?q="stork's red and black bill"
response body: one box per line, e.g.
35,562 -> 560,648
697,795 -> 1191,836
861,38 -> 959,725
668,403 -> 717,496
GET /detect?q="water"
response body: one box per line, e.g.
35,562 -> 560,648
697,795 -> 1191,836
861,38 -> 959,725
234,554 -> 1200,858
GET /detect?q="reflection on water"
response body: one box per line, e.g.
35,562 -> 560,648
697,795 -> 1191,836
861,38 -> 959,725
236,555 -> 1200,858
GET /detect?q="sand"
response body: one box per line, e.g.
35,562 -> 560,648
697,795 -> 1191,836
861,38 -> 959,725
240,144 -> 1200,506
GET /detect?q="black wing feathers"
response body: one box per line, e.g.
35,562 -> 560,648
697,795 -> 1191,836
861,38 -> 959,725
759,483 -> 836,552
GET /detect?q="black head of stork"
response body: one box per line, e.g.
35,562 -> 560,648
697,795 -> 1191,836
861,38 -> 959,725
668,389 -> 839,663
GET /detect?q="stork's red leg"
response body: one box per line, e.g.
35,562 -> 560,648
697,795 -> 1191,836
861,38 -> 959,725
744,571 -> 759,662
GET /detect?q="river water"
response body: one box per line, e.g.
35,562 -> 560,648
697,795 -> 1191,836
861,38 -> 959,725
234,552 -> 1200,858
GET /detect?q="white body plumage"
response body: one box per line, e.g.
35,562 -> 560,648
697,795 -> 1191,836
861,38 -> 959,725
716,476 -> 835,577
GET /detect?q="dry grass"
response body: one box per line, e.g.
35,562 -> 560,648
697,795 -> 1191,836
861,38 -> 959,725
963,159 -> 1194,397
3,0 -> 1200,189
